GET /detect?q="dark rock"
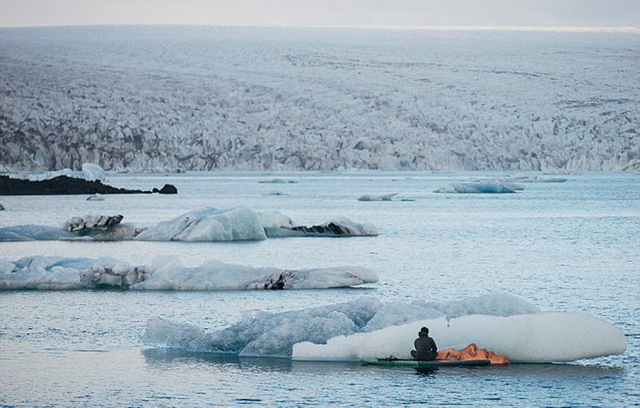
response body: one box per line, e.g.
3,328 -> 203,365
0,175 -> 176,196
158,184 -> 178,194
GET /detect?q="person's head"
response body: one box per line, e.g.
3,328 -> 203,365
419,327 -> 429,337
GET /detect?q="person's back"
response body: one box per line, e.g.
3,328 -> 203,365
411,327 -> 437,361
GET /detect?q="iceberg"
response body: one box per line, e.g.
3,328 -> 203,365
258,178 -> 297,184
0,256 -> 377,291
293,313 -> 627,363
0,207 -> 378,242
64,214 -> 124,232
358,193 -> 398,201
434,182 -> 517,194
134,207 -> 267,242
131,258 -> 378,290
86,194 -> 105,201
265,217 -> 378,238
144,298 -> 383,356
143,296 -> 625,362
0,256 -> 146,290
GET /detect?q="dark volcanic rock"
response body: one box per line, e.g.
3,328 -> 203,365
0,175 -> 177,196
158,184 -> 178,194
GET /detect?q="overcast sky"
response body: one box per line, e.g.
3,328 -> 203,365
1,0 -> 639,28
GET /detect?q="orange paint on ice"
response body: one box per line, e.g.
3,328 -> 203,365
437,343 -> 509,365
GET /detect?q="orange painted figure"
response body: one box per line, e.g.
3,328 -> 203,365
437,343 -> 510,365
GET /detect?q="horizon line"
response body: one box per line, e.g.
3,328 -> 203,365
0,23 -> 638,33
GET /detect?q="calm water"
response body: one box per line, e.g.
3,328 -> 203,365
1,171 -> 639,406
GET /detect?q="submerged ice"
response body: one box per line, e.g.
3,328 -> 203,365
140,294 -> 626,362
0,256 -> 377,291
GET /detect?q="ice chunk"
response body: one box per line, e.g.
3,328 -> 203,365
86,194 -> 105,201
0,225 -> 76,241
0,256 -> 146,290
434,182 -> 516,194
257,210 -> 296,229
144,295 -> 625,362
143,298 -> 383,356
358,193 -> 398,201
134,207 -> 267,242
293,312 -> 626,363
64,214 -> 124,232
0,256 -> 376,291
81,163 -> 105,181
266,217 -> 378,238
258,178 -> 297,184
132,259 -> 378,290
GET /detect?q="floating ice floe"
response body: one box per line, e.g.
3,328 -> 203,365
434,182 -> 517,194
141,294 -> 625,362
517,176 -> 568,183
86,194 -> 105,201
264,217 -> 378,238
134,207 -> 267,242
358,193 -> 398,201
258,178 -> 297,184
64,214 -> 123,232
0,207 -> 377,242
0,256 -> 378,291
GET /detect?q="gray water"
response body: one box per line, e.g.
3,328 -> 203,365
1,171 -> 639,406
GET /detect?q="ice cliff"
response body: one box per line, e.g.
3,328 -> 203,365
0,26 -> 637,173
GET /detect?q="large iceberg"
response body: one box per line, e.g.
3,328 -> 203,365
142,295 -> 625,362
0,207 -> 378,242
134,207 -> 267,242
294,313 -> 627,363
0,256 -> 377,291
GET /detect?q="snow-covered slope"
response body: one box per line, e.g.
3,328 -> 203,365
0,26 -> 638,172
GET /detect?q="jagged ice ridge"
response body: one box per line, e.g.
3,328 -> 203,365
0,26 -> 638,173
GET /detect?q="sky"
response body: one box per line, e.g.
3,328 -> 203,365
1,0 -> 639,29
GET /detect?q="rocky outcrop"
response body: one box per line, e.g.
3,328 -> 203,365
0,175 -> 177,196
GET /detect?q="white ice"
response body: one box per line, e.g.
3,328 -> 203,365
0,207 -> 378,242
134,207 -> 267,242
81,163 -> 105,181
1,28 -> 637,173
139,294 -> 622,363
264,217 -> 378,238
358,193 -> 398,201
0,256 -> 377,291
434,182 -> 517,194
293,312 -> 627,363
13,162 -> 105,181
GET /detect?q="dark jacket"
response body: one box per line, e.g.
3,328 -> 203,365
413,335 -> 438,360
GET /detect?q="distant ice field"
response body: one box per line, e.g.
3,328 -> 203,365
0,26 -> 638,172
0,171 -> 638,406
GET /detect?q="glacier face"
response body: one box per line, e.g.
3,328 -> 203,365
0,26 -> 638,172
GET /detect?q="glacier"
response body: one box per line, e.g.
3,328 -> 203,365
0,26 -> 638,173
142,295 -> 625,362
0,207 -> 377,242
0,256 -> 377,290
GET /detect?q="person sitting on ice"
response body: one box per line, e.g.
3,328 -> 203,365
411,327 -> 438,361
